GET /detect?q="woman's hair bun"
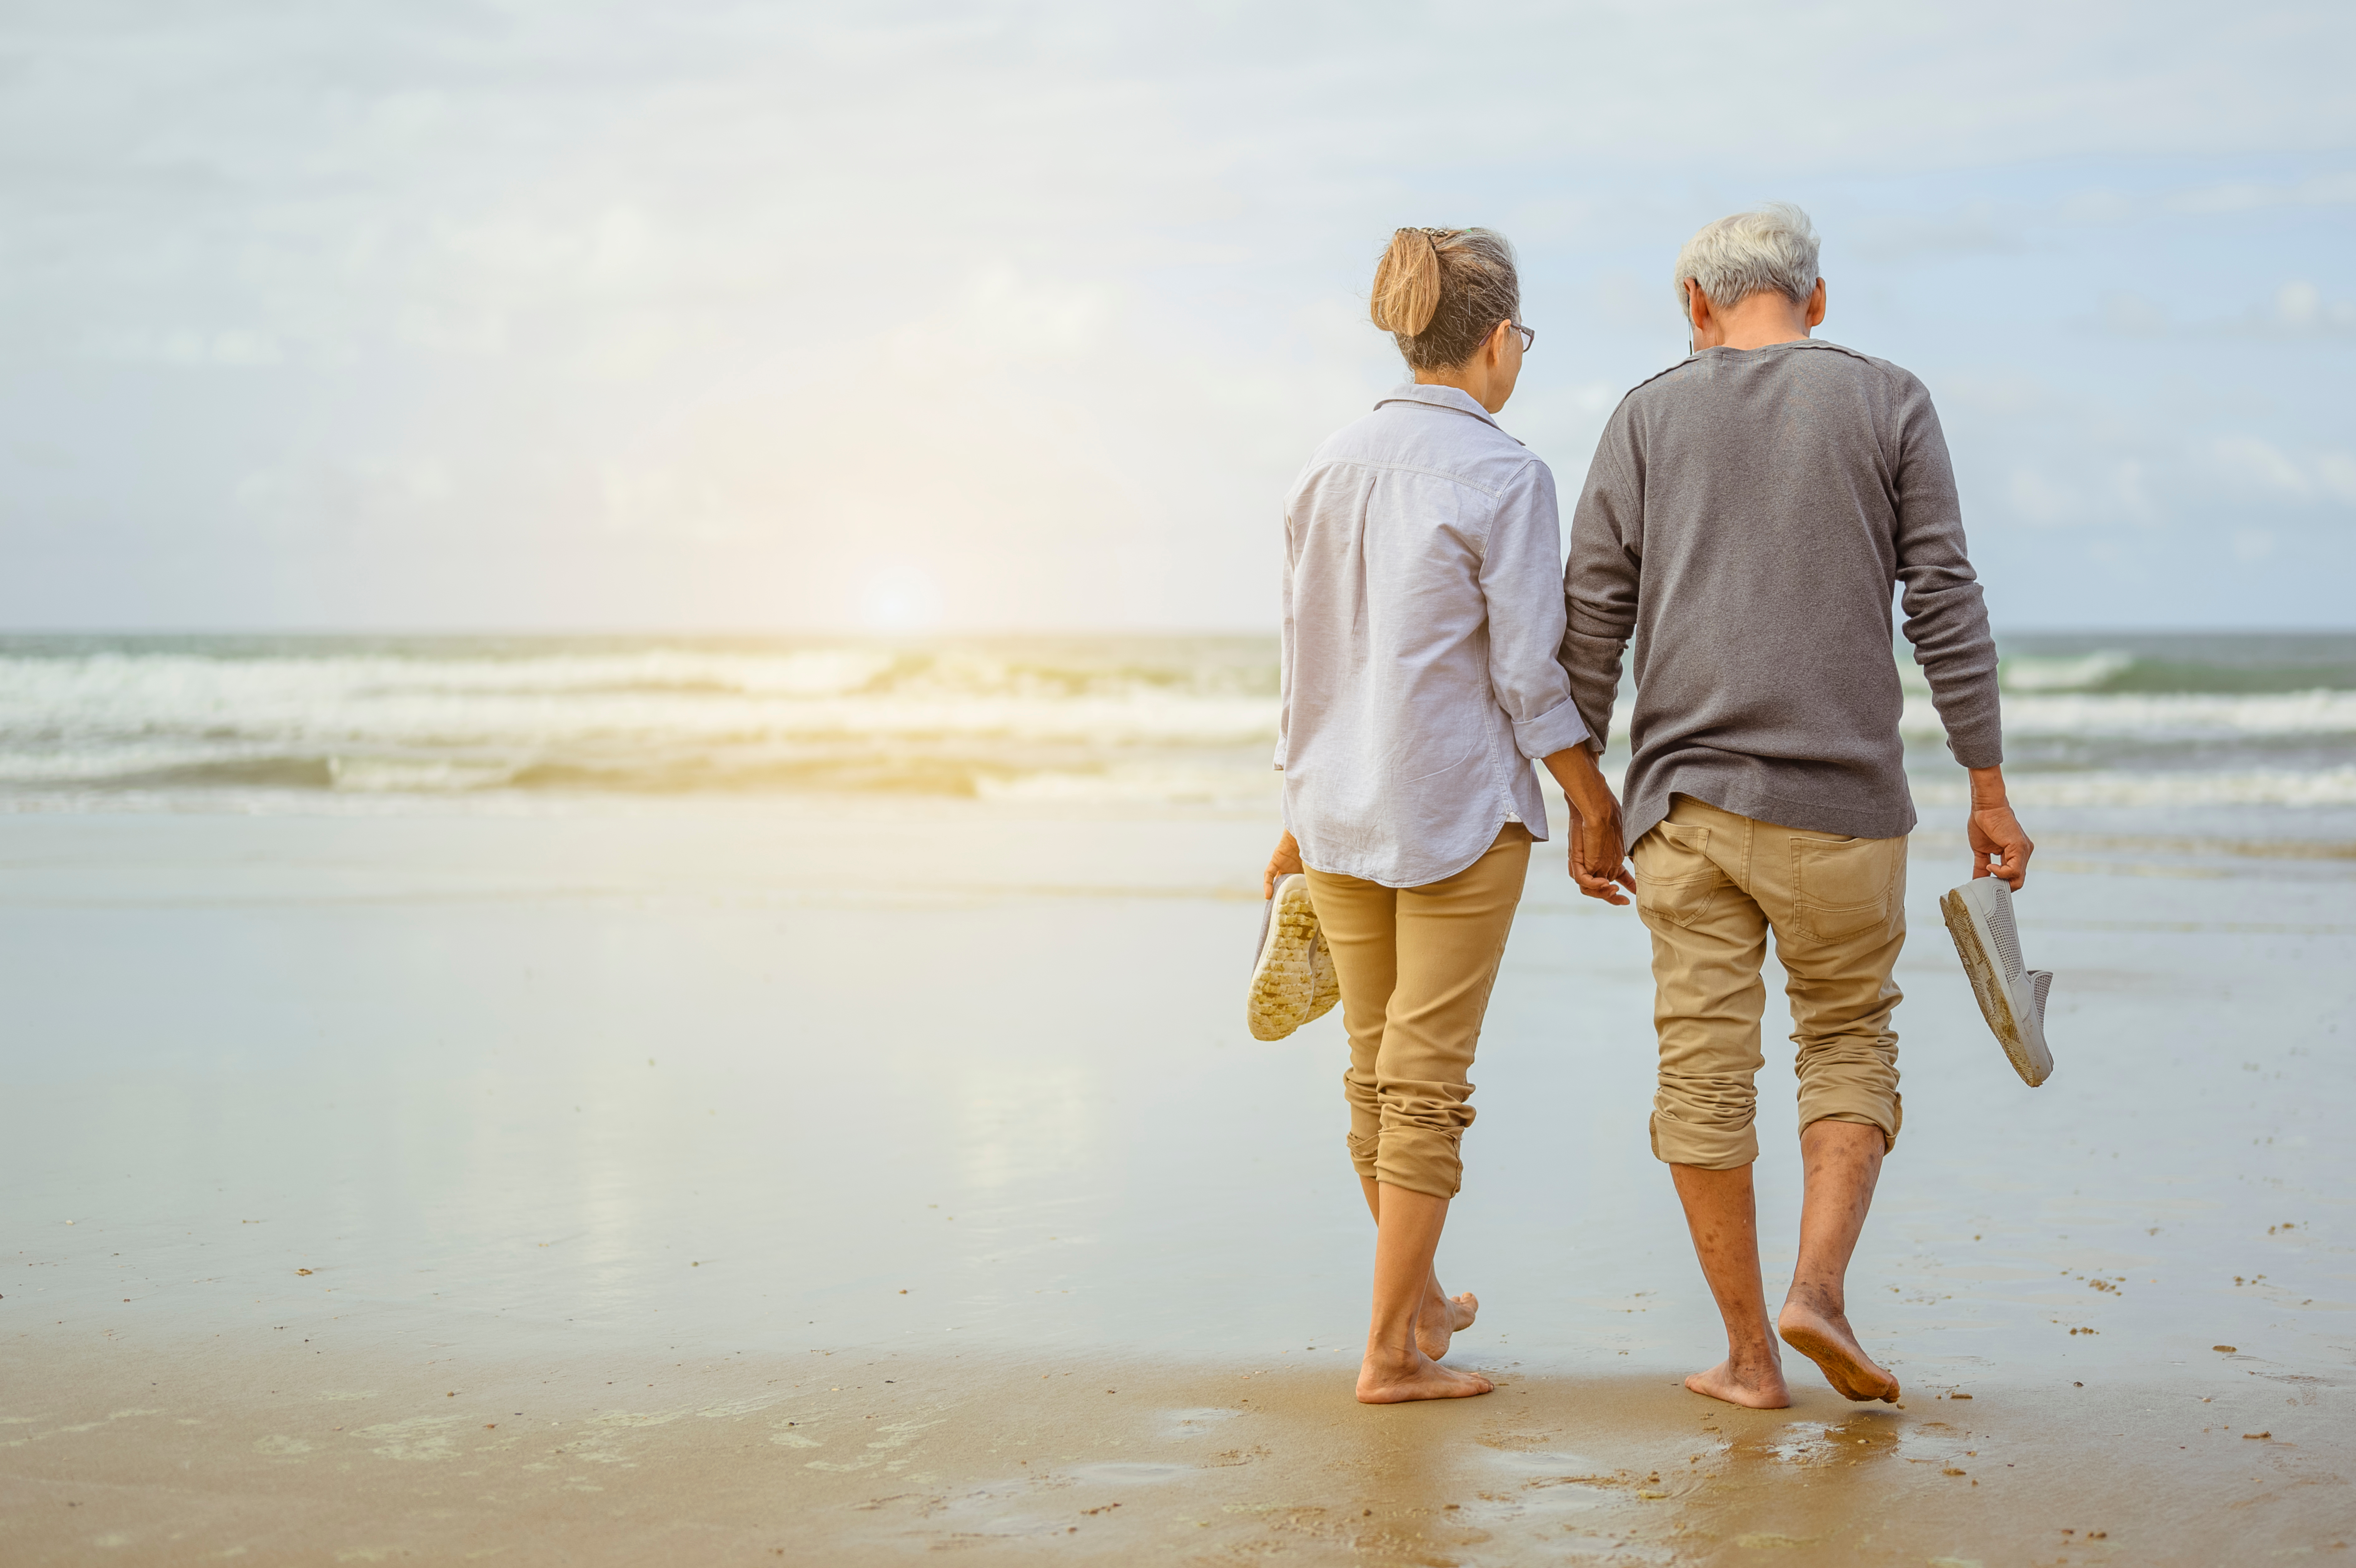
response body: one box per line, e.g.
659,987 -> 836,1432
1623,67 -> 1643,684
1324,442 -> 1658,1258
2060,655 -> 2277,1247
1368,227 -> 1519,372
1370,228 -> 1445,338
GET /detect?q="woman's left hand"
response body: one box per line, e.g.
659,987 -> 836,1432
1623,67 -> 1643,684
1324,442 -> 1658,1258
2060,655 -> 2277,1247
1262,832 -> 1304,898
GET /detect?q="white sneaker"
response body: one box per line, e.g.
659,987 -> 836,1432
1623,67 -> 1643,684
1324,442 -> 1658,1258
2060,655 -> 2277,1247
1939,876 -> 2055,1087
1247,874 -> 1340,1041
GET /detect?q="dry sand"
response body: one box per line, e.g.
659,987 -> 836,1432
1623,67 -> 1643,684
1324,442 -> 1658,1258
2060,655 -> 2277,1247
2,800 -> 2349,1564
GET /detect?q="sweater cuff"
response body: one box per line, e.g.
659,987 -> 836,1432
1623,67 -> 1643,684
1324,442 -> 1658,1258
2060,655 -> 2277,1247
1942,707 -> 2003,767
1513,697 -> 1591,760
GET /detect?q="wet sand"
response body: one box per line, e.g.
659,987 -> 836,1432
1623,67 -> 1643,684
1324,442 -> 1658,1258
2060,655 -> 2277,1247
3,800 -> 2350,1563
7,1338 -> 2343,1564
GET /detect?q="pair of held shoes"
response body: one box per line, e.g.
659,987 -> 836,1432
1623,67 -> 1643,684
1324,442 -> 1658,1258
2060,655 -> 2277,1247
1247,868 -> 2057,1087
1247,874 -> 1340,1041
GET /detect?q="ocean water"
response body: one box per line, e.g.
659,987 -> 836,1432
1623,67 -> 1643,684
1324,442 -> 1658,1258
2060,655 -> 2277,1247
2,631 -> 2354,823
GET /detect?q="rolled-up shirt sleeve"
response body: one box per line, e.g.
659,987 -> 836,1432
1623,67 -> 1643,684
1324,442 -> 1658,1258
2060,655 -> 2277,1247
1479,458 -> 1591,760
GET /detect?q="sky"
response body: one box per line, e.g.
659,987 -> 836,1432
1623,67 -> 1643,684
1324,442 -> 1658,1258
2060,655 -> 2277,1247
3,0 -> 2353,634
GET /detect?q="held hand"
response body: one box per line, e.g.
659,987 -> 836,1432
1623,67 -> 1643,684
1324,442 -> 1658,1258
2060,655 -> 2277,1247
1564,798 -> 1636,906
1965,767 -> 2032,890
1541,746 -> 1633,907
1263,831 -> 1304,899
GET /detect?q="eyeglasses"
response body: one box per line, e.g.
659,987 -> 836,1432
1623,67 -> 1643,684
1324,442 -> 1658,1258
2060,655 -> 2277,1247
1507,321 -> 1536,352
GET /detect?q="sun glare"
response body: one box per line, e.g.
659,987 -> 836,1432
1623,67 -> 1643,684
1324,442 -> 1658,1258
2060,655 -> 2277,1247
859,568 -> 944,633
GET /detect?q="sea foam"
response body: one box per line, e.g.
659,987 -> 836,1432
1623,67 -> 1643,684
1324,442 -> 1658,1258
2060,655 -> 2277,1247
4,635 -> 2352,810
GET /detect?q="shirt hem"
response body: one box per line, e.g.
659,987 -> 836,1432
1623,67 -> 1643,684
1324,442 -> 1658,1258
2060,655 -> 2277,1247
1296,817 -> 1532,890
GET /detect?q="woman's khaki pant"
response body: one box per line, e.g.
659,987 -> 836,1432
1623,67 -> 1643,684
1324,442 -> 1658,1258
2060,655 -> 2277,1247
1632,795 -> 1907,1170
1304,824 -> 1531,1200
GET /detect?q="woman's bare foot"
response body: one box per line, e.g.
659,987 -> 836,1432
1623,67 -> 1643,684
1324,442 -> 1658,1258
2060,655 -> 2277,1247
1415,1284 -> 1477,1359
1778,1299 -> 1900,1402
1356,1347 -> 1494,1404
1683,1354 -> 1791,1409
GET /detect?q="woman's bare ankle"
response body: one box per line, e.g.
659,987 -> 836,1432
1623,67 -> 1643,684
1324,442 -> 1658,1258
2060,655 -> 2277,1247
1414,1284 -> 1476,1359
1357,1345 -> 1494,1404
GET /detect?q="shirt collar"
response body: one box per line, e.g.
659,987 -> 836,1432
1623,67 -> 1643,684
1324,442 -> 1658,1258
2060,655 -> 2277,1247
1373,382 -> 1503,430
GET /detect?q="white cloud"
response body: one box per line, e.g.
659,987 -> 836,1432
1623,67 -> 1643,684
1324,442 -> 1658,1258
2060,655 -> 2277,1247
88,327 -> 285,366
2165,171 -> 2356,213
2213,435 -> 2311,496
2099,292 -> 2169,336
2006,467 -> 2082,526
2264,280 -> 2356,334
2209,437 -> 2356,505
1851,204 -> 2019,262
2315,451 -> 2356,504
2092,279 -> 2356,339
232,455 -> 454,539
2108,459 -> 2155,522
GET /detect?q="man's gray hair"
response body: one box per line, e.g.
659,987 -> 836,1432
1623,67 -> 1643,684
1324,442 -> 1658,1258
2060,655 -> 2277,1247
1672,203 -> 1821,314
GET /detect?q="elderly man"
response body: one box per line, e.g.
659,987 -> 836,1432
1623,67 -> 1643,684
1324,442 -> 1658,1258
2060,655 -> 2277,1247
1559,204 -> 2034,1409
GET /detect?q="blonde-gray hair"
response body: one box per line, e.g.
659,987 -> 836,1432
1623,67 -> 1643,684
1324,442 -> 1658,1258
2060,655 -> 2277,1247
1369,226 -> 1520,371
1673,203 -> 1820,315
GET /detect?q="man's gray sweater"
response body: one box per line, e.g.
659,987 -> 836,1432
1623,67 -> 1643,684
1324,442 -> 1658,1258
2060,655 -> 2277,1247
1559,338 -> 2002,847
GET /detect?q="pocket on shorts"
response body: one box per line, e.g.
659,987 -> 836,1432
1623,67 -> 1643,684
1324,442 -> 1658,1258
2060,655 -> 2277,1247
1792,834 -> 1902,942
1633,820 -> 1721,928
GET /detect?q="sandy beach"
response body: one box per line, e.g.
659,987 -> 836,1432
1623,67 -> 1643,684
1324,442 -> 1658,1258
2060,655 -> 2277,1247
7,0 -> 2354,1546
3,797 -> 2349,1563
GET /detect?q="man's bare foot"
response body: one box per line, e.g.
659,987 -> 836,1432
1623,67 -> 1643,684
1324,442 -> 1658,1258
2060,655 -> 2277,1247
1415,1286 -> 1477,1359
1683,1355 -> 1791,1409
1356,1348 -> 1494,1404
1778,1299 -> 1900,1402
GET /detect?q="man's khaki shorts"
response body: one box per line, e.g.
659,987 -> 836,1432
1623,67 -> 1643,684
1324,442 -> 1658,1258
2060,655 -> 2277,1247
1632,795 -> 1906,1170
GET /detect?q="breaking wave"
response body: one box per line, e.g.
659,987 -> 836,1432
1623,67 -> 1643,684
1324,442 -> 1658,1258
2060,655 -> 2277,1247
2,631 -> 2352,811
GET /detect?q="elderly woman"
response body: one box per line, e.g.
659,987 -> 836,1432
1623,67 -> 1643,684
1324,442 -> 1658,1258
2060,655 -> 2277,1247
1263,226 -> 1630,1404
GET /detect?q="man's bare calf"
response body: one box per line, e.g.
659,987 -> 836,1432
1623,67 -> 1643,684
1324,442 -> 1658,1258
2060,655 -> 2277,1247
1775,1120 -> 1899,1402
1668,1160 -> 1791,1408
1670,1120 -> 1897,1407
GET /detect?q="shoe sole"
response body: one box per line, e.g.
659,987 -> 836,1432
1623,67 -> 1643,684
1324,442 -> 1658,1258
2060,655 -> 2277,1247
1248,874 -> 1330,1041
1939,882 -> 2054,1087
